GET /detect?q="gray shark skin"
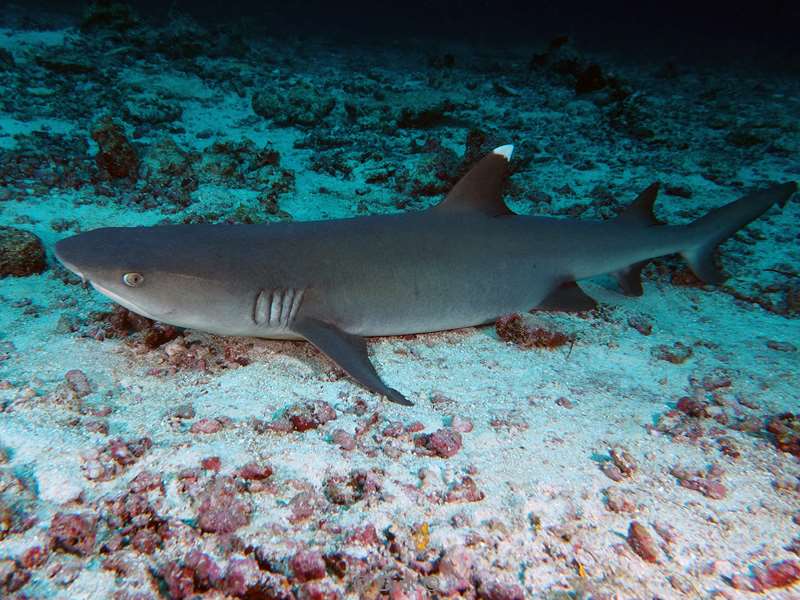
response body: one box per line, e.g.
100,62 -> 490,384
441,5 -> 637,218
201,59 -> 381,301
55,146 -> 797,405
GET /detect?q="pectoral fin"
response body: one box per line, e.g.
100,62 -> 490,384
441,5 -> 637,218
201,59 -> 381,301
292,316 -> 412,406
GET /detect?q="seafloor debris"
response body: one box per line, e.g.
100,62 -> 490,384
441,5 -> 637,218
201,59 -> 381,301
90,117 -> 139,180
627,521 -> 659,563
196,476 -> 251,534
605,487 -> 636,512
414,427 -> 463,458
652,341 -> 693,364
670,464 -> 727,499
766,413 -> 800,457
323,468 -> 384,506
266,400 -> 337,433
600,446 -> 638,481
495,313 -> 573,349
48,513 -> 96,557
81,437 -> 152,481
730,560 -> 800,592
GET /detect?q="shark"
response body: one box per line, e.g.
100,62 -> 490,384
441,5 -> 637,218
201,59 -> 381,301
55,145 -> 797,406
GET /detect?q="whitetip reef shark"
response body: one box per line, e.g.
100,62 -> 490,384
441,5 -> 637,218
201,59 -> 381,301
55,145 -> 797,405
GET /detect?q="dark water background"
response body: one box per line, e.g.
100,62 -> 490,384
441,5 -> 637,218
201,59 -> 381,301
8,0 -> 800,63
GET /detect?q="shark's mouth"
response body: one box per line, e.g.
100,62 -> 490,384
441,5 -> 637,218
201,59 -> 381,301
90,281 -> 166,322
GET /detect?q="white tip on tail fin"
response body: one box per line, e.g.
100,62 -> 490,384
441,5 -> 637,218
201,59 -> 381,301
492,144 -> 514,161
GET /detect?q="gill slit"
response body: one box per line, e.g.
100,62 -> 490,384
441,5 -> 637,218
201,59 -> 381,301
253,288 -> 305,329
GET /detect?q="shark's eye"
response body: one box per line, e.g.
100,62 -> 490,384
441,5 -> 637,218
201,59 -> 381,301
123,272 -> 144,287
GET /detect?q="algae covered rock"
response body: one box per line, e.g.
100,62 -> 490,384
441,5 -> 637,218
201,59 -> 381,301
90,117 -> 139,180
252,81 -> 336,127
124,94 -> 183,125
0,227 -> 46,277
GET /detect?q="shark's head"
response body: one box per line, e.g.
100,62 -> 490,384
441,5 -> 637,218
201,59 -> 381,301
55,226 -> 243,331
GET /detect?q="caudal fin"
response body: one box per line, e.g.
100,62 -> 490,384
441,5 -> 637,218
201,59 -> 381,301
682,182 -> 797,284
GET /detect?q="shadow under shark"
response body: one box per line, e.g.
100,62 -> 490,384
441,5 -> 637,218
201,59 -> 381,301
55,146 -> 797,405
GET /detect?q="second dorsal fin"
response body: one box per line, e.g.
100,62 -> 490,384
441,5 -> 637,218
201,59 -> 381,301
433,145 -> 514,216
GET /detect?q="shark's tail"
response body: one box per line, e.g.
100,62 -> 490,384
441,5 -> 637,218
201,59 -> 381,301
681,182 -> 797,284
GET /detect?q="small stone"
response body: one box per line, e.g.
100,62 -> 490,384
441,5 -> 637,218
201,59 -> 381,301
609,447 -> 637,477
600,462 -> 625,482
331,429 -> 355,451
64,370 -> 92,398
236,462 -> 273,481
606,487 -> 635,512
418,428 -> 463,458
169,403 -> 195,419
476,579 -> 525,600
37,467 -> 83,505
131,529 -> 159,554
223,557 -> 261,597
627,521 -> 659,563
451,416 -> 474,433
49,513 -> 96,556
628,315 -> 653,335
767,340 -> 796,352
290,549 -> 326,582
190,418 -> 223,434
196,477 -> 250,534
555,397 -> 574,409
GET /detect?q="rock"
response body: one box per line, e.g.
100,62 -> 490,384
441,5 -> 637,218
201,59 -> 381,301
627,521 -> 659,563
0,227 -> 46,277
419,428 -> 463,458
252,81 -> 335,127
196,476 -> 250,534
290,550 -> 326,582
397,99 -> 455,128
37,467 -> 83,505
124,94 -> 183,125
49,513 -> 96,556
91,117 -> 139,180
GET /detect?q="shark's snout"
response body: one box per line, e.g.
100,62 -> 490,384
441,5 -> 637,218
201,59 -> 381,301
55,235 -> 89,282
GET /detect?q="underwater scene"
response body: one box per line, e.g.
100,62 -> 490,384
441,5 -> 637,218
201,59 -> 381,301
0,1 -> 799,598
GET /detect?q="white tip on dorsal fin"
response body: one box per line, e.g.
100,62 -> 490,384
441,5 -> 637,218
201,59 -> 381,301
493,144 -> 514,161
432,145 -> 515,217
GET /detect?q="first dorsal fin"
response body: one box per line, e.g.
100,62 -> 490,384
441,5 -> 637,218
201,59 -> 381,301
615,182 -> 663,226
433,145 -> 514,216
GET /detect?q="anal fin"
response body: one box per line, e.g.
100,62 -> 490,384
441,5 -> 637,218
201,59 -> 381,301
682,245 -> 725,284
534,281 -> 597,312
292,317 -> 412,406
